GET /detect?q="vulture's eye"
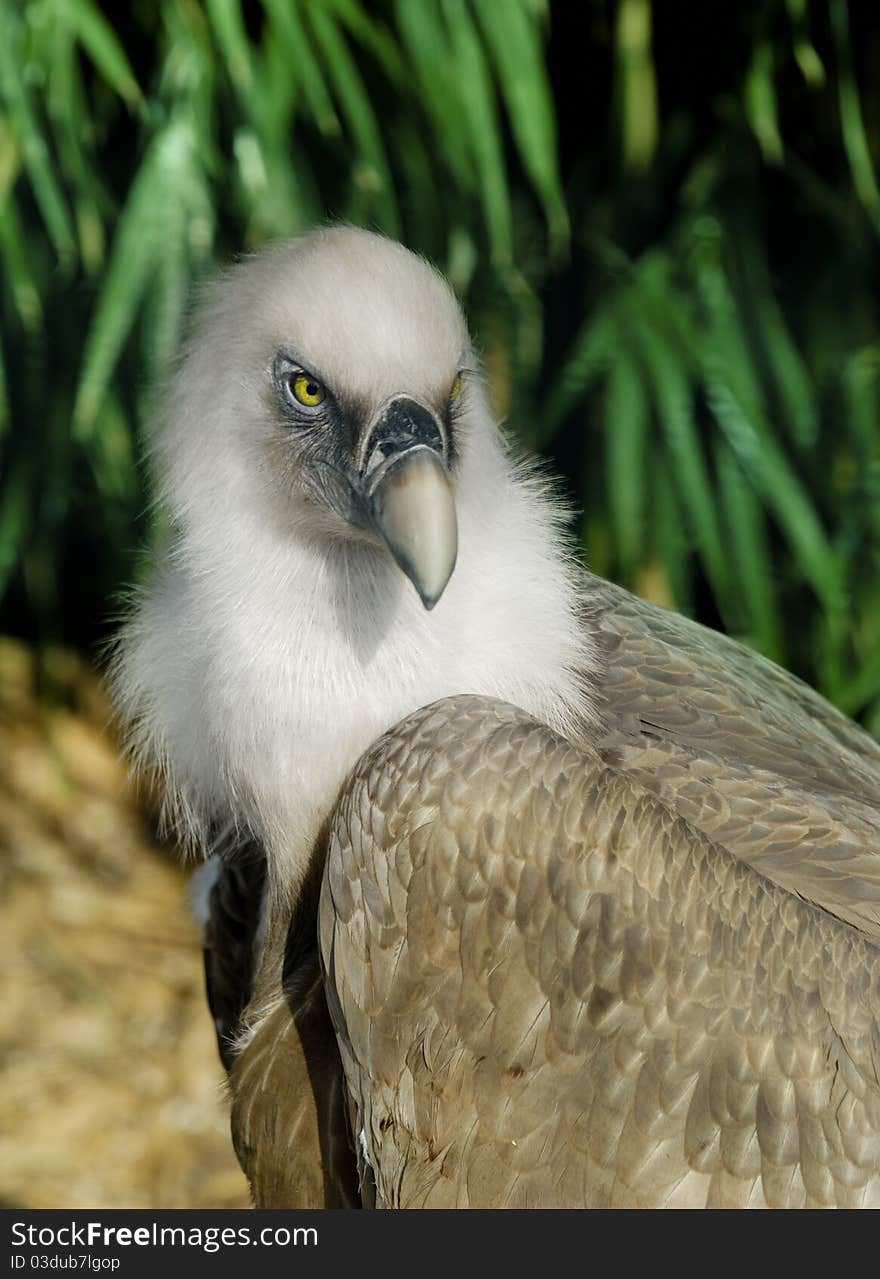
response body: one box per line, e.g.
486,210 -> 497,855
290,373 -> 326,408
449,373 -> 463,403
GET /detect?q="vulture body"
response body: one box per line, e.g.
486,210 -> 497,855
322,581 -> 880,1208
111,226 -> 880,1210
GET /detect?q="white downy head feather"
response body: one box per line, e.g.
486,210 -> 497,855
109,225 -> 599,899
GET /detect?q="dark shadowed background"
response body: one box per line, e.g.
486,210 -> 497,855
0,0 -> 878,1207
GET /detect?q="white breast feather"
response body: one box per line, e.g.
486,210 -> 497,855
110,424 -> 596,897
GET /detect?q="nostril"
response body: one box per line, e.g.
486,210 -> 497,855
364,439 -> 395,479
360,397 -> 445,477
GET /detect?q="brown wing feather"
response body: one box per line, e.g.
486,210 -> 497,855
584,571 -> 880,786
584,574 -> 880,935
321,696 -> 880,1208
226,849 -> 360,1207
230,953 -> 361,1208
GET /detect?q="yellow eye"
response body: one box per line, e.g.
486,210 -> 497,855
449,373 -> 463,402
291,373 -> 325,407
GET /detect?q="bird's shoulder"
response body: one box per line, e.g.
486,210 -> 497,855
584,573 -> 880,936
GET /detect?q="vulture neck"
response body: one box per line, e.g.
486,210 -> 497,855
178,425 -> 598,904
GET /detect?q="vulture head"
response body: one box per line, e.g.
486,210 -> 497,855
115,225 -> 593,895
158,225 -> 477,608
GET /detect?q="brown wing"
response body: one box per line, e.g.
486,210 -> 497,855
320,696 -> 880,1208
228,858 -> 360,1208
229,955 -> 360,1208
201,840 -> 267,1071
584,574 -> 880,936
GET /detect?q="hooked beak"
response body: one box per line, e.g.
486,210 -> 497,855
360,398 -> 457,610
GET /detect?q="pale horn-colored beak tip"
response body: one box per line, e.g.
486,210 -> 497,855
369,448 -> 458,609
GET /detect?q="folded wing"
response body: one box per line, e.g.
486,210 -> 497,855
321,695 -> 880,1208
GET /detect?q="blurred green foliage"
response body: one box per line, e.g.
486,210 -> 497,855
0,0 -> 878,734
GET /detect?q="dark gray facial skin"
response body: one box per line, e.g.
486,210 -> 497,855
271,350 -> 459,608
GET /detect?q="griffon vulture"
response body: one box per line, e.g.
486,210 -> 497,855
111,225 -> 880,1209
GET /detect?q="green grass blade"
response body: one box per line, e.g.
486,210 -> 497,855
393,0 -> 472,192
73,121 -> 193,437
235,128 -> 306,238
84,391 -> 137,504
158,0 -> 219,161
538,304 -> 615,447
589,237 -> 703,373
714,437 -> 783,659
688,226 -> 843,606
692,224 -> 769,426
443,0 -> 513,262
0,6 -> 76,263
143,217 -> 189,382
206,0 -> 254,102
304,0 -> 399,232
704,363 -> 844,610
614,0 -> 658,172
842,346 -> 880,537
45,27 -> 107,274
66,0 -> 142,108
829,0 -> 880,222
651,450 -> 691,614
472,0 -> 568,251
0,188 -> 44,332
263,0 -> 340,137
834,642 -> 880,719
744,40 -> 784,163
258,28 -> 297,139
636,319 -> 730,604
604,348 -> 648,580
740,233 -> 817,450
786,0 -> 826,86
328,0 -> 406,84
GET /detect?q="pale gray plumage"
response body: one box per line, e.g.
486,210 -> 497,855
110,225 -> 880,1209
